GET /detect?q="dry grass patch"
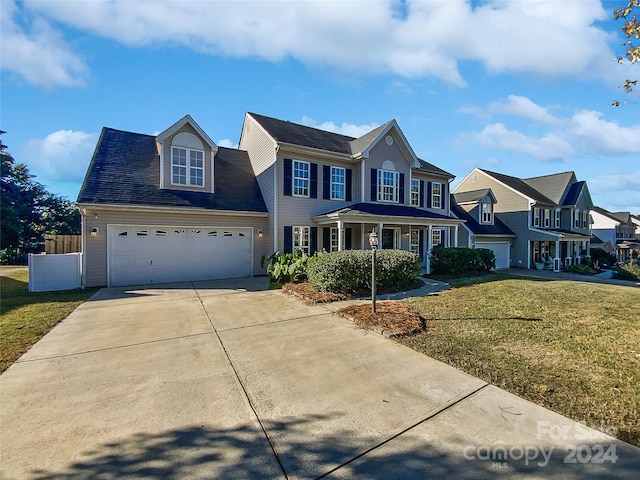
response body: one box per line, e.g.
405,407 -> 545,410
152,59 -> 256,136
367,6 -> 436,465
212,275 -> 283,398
399,277 -> 640,447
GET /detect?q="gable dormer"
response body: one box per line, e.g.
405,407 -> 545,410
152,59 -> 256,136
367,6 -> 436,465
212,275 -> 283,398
453,188 -> 497,226
157,115 -> 218,192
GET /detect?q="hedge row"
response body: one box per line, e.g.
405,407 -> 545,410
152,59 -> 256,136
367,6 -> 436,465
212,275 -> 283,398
429,246 -> 495,275
306,249 -> 420,293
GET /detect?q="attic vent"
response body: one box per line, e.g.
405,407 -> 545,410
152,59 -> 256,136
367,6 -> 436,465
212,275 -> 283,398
385,135 -> 394,146
172,132 -> 203,150
472,174 -> 478,183
381,160 -> 396,171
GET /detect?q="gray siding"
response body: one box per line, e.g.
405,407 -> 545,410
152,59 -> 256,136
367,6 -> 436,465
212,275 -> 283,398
81,207 -> 268,287
160,123 -> 215,193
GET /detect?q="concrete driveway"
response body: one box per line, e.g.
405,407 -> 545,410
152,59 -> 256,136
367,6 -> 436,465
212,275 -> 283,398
1,278 -> 639,479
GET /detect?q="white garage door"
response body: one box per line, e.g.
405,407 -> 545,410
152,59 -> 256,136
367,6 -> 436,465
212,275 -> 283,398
475,242 -> 510,269
108,226 -> 252,287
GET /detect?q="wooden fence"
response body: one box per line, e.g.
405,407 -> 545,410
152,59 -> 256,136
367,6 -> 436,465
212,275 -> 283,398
44,235 -> 82,254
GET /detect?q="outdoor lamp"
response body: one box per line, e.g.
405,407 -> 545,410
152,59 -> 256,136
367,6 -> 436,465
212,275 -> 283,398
369,230 -> 378,312
90,227 -> 99,237
258,230 -> 264,238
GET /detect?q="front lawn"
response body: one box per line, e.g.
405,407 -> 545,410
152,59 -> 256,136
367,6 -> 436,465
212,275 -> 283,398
0,270 -> 97,373
398,275 -> 640,447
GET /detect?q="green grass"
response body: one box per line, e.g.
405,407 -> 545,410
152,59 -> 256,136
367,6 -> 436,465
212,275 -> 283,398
401,276 -> 640,447
0,270 -> 97,373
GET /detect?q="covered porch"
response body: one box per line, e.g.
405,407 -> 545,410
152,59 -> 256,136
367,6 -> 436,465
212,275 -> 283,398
313,203 -> 465,274
530,230 -> 591,271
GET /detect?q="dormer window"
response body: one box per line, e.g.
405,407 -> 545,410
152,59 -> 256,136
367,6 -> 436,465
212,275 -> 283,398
480,202 -> 493,224
171,132 -> 205,187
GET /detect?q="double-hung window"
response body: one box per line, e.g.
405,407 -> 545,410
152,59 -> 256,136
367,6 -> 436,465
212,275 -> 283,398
411,179 -> 420,206
378,169 -> 399,203
555,210 -> 561,228
330,227 -> 339,252
480,202 -> 493,224
431,182 -> 442,208
582,211 -> 588,229
330,166 -> 345,200
293,226 -> 310,254
574,209 -> 580,228
431,229 -> 443,247
544,209 -> 551,228
533,207 -> 540,227
172,147 -> 204,187
293,160 -> 310,197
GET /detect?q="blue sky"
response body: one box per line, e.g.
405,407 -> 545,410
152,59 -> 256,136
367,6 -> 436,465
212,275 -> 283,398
2,0 -> 639,212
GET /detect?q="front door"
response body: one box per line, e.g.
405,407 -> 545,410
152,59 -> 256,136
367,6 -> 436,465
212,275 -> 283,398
382,228 -> 400,249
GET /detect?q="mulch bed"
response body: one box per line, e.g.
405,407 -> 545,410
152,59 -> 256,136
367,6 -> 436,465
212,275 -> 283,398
282,281 -> 427,336
337,302 -> 427,337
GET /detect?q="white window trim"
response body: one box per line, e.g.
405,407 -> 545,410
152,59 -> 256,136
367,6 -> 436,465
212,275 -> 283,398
574,209 -> 580,228
410,178 -> 420,206
330,166 -> 345,201
410,229 -> 420,254
431,228 -> 443,248
330,226 -> 339,252
293,226 -> 310,254
480,202 -> 493,224
533,207 -> 540,227
544,209 -> 551,228
377,169 -> 399,203
432,182 -> 442,209
171,146 -> 205,188
555,209 -> 561,228
293,160 -> 310,198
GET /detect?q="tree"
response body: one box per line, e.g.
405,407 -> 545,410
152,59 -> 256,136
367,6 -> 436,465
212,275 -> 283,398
612,1 -> 639,106
1,132 -> 80,264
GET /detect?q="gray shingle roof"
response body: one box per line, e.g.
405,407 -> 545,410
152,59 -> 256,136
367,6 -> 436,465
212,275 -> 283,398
450,196 -> 515,236
561,181 -> 585,206
479,169 -> 555,206
318,202 -> 455,220
523,171 -> 575,204
77,127 -> 267,213
453,188 -> 495,204
249,112 -> 454,178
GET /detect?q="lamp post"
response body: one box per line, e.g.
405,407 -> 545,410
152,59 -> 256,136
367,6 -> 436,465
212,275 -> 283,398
369,230 -> 378,313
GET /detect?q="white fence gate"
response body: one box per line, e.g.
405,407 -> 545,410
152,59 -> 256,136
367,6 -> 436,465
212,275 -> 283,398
28,253 -> 82,292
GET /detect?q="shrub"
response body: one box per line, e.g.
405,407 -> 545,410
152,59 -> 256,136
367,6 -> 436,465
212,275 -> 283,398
261,250 -> 311,284
306,249 -> 420,293
590,248 -> 617,268
565,264 -> 597,275
612,263 -> 640,281
429,246 -> 496,276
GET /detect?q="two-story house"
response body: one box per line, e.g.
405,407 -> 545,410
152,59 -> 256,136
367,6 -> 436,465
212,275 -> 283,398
453,169 -> 593,271
78,113 -> 464,287
591,207 -> 640,263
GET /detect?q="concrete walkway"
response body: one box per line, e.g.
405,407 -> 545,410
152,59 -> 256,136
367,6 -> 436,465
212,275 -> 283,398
1,277 -> 639,479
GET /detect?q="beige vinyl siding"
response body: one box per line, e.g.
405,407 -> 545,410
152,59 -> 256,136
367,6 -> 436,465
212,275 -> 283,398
457,171 -> 530,213
81,207 -> 268,287
161,123 -> 214,193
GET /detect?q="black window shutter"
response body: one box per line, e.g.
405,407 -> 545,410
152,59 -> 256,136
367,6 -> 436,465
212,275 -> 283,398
284,159 -> 292,196
370,168 -> 378,201
310,163 -> 318,198
322,227 -> 331,251
323,165 -> 330,200
399,173 -> 405,204
418,230 -> 424,261
310,227 -> 318,253
419,180 -> 425,208
427,182 -> 432,208
345,169 -> 352,202
283,226 -> 292,254
345,228 -> 352,250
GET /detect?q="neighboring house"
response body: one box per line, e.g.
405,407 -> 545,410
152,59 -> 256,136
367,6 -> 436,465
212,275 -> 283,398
78,113 -> 464,287
450,190 -> 516,269
453,169 -> 593,271
591,207 -> 640,263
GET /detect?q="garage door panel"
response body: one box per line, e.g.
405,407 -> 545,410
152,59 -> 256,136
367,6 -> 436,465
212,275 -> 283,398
475,242 -> 510,269
108,226 -> 253,287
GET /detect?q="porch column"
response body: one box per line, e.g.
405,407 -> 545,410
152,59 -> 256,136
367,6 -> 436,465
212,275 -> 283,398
361,223 -> 366,250
454,225 -> 459,247
554,239 -> 561,272
337,220 -> 343,252
378,222 -> 384,246
426,225 -> 433,274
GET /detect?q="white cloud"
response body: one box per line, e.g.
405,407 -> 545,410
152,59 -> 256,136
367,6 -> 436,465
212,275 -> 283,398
301,116 -> 380,138
489,95 -> 563,127
1,0 -> 88,89
588,170 -> 640,195
471,123 -> 575,161
20,130 -> 98,183
460,96 -> 640,160
15,0 -> 617,89
216,138 -> 238,149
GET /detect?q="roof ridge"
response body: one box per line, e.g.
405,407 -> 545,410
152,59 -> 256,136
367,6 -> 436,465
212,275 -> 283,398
248,112 -> 358,141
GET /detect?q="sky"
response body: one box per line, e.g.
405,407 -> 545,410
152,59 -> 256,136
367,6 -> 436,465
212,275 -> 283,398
1,0 -> 639,213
